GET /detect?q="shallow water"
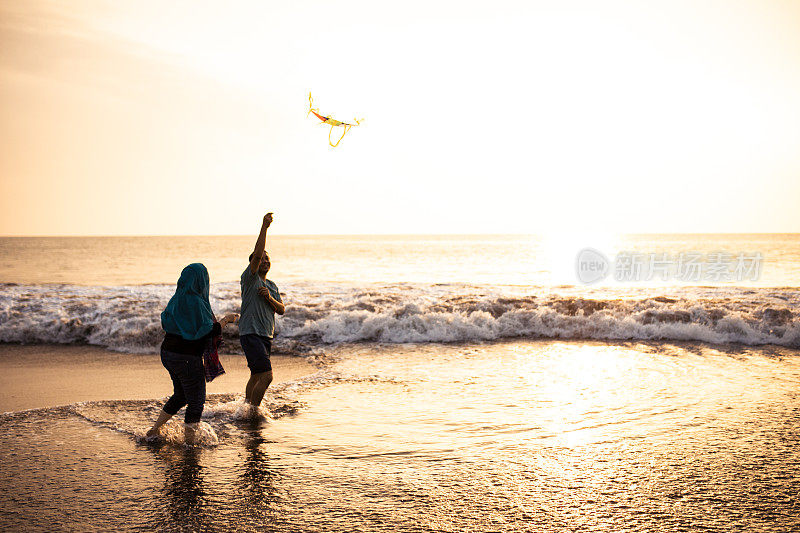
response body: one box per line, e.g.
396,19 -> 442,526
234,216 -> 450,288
1,340 -> 799,531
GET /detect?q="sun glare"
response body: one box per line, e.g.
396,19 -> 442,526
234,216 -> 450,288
540,232 -> 622,285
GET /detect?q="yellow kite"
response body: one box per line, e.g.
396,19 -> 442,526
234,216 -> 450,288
307,93 -> 361,147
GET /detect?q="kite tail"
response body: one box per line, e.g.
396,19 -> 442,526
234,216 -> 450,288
328,124 -> 351,148
307,92 -> 316,117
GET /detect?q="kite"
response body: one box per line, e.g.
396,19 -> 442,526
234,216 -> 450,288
307,93 -> 362,147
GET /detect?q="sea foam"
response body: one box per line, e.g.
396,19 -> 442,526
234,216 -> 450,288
1,282 -> 798,350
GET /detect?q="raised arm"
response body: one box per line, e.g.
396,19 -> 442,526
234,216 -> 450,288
249,213 -> 273,275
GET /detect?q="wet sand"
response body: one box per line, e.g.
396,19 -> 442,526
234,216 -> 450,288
0,344 -> 316,413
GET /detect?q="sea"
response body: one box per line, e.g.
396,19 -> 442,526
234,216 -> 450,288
1,234 -> 799,531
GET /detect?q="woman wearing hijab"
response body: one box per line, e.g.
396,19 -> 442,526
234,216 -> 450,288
146,263 -> 239,443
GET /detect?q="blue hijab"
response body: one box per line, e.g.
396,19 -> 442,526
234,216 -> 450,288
161,263 -> 214,341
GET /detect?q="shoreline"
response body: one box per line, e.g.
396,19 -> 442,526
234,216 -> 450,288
0,344 -> 316,413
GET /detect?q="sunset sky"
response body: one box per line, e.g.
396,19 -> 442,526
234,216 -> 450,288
1,0 -> 799,236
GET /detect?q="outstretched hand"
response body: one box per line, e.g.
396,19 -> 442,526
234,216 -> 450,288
263,212 -> 273,227
220,313 -> 240,327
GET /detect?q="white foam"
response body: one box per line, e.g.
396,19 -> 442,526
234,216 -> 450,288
1,282 -> 798,350
137,420 -> 219,447
202,399 -> 272,422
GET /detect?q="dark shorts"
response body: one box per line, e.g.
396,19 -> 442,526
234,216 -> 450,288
240,334 -> 272,374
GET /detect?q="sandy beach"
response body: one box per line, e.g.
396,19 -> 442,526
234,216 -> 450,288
0,344 -> 316,413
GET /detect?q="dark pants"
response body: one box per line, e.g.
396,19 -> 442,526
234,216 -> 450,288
161,348 -> 206,424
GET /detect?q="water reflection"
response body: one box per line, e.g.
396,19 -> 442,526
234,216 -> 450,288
149,446 -> 207,532
2,340 -> 798,532
238,419 -> 282,515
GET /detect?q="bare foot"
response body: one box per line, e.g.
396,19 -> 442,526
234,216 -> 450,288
145,427 -> 161,438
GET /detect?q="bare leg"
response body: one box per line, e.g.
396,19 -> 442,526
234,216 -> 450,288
248,371 -> 273,407
146,409 -> 174,438
245,374 -> 258,404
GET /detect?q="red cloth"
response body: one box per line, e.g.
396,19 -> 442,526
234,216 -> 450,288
203,328 -> 225,382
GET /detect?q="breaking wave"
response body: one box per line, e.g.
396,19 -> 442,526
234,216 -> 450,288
1,282 -> 799,351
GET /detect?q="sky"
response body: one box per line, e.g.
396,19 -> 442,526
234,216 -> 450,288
1,0 -> 799,236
